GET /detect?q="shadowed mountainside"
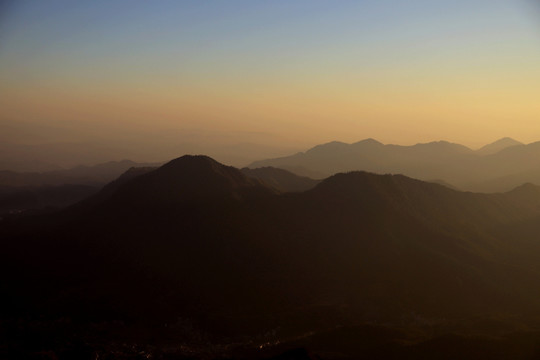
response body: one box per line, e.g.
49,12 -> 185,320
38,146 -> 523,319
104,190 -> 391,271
249,138 -> 537,192
106,155 -> 278,204
3,155 -> 540,358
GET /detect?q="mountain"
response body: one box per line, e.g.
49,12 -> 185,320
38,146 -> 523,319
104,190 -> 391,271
4,155 -> 540,359
465,166 -> 540,193
0,141 -> 135,172
249,139 -> 475,180
241,167 -> 320,192
105,155 -> 277,205
0,160 -> 159,215
476,137 -> 523,155
250,139 -> 540,192
0,159 -> 160,187
72,166 -> 156,209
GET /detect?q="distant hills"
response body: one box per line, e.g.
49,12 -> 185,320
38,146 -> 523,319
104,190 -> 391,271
249,137 -> 540,192
476,137 -> 523,155
0,160 -> 321,214
4,155 -> 540,358
5,137 -> 540,195
0,141 -> 137,172
0,159 -> 160,187
0,160 -> 161,215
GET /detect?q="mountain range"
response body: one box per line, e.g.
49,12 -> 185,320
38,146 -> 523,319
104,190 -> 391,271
0,162 -> 320,215
249,137 -> 540,192
4,155 -> 540,358
0,160 -> 160,215
0,159 -> 160,187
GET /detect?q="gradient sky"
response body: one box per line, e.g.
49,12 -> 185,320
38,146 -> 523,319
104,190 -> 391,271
1,0 -> 540,152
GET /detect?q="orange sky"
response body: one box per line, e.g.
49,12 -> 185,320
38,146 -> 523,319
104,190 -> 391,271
1,0 -> 540,156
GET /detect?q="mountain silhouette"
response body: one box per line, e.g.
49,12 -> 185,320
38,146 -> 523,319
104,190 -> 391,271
0,160 -> 160,215
4,155 -> 540,358
0,159 -> 159,187
249,138 -> 540,192
106,155 -> 277,206
73,166 -> 156,210
249,139 -> 474,180
476,137 -> 523,155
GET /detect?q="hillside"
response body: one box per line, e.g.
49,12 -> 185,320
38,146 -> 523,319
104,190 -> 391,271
3,156 -> 540,358
0,160 -> 159,215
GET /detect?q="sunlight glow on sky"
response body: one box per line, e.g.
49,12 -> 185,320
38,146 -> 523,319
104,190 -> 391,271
1,0 -> 540,149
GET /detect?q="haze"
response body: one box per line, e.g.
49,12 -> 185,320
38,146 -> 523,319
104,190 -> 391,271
2,0 -> 540,167
7,2 -> 540,358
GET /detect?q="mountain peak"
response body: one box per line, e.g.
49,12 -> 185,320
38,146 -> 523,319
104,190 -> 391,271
160,154 -> 225,172
477,137 -> 523,155
352,138 -> 384,146
507,182 -> 540,196
109,155 -> 276,205
496,137 -> 519,143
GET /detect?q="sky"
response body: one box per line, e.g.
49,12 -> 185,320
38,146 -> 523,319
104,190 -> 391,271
1,0 -> 540,163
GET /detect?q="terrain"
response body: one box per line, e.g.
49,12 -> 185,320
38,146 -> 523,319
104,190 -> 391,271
3,155 -> 540,358
0,160 -> 159,215
250,138 -> 540,192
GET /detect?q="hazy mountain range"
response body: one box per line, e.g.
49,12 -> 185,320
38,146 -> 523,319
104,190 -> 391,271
4,155 -> 540,358
0,121 -> 303,171
0,160 -> 161,215
0,159 -> 161,187
249,137 -> 540,192
0,160 -> 321,214
4,136 -> 540,195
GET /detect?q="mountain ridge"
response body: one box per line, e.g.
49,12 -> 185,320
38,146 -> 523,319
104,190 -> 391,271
0,159 -> 160,187
105,155 -> 277,206
477,137 -> 523,155
4,155 -> 540,358
249,138 -> 539,192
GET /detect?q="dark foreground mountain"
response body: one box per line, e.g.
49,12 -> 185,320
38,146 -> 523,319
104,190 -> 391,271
3,155 -> 540,359
249,138 -> 540,192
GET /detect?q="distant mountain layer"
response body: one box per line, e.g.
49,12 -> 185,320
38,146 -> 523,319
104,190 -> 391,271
476,137 -> 523,155
0,162 -> 317,214
0,161 -> 160,215
4,155 -> 540,358
249,138 -> 537,192
0,160 -> 160,187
